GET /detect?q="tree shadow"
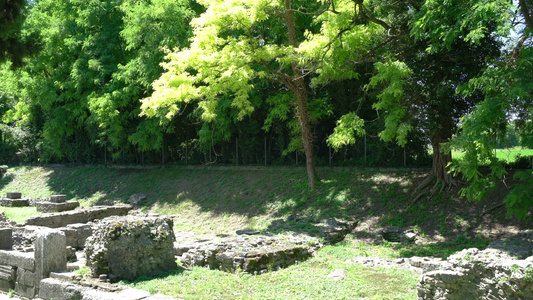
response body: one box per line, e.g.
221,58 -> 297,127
7,164 -> 527,255
0,173 -> 14,191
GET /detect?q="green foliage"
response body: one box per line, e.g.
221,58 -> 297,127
367,60 -> 413,147
327,112 -> 365,149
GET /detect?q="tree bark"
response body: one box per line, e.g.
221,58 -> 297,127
431,137 -> 452,185
284,0 -> 317,189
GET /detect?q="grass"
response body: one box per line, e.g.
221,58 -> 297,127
2,206 -> 40,223
0,164 -> 529,299
122,240 -> 419,300
452,147 -> 533,165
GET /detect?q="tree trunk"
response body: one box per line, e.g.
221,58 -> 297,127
431,137 -> 452,186
284,0 -> 317,189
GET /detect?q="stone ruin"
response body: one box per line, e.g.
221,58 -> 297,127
0,196 -> 361,299
85,215 -> 177,282
0,204 -> 183,299
177,233 -> 317,274
416,232 -> 533,299
0,192 -> 80,213
174,218 -> 358,274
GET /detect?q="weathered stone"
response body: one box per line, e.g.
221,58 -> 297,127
6,192 -> 21,199
417,234 -> 533,300
328,269 -> 348,281
0,250 -> 35,271
0,228 -> 12,250
24,205 -> 133,228
39,278 -> 85,300
128,193 -> 147,206
14,282 -> 35,299
317,218 -> 358,244
35,201 -> 80,213
236,229 -> 260,235
49,194 -> 68,203
15,268 -> 35,286
0,198 -> 29,207
85,215 -> 176,282
35,229 -> 67,284
382,227 -> 417,244
0,265 -> 15,292
178,234 -> 318,274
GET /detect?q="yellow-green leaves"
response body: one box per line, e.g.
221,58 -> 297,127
327,113 -> 365,149
368,60 -> 412,147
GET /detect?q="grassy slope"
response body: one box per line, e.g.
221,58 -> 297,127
1,165 -> 531,299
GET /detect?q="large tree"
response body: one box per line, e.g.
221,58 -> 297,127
141,0 -> 393,189
1,0 -> 194,162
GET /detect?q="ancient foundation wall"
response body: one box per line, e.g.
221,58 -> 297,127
23,205 -> 133,228
0,229 -> 66,298
418,233 -> 533,300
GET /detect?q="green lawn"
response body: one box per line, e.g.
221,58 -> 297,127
122,240 -> 419,300
452,147 -> 533,165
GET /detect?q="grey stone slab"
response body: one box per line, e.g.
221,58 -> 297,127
0,228 -> 12,250
35,229 -> 67,283
35,201 -> 79,213
49,195 -> 67,203
39,278 -> 85,300
5,193 -> 21,200
0,250 -> 35,271
15,282 -> 36,299
0,199 -> 29,207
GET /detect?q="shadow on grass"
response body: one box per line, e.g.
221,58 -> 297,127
120,266 -> 188,286
4,164 -> 528,258
0,173 -> 14,190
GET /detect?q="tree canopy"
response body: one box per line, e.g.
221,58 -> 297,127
0,0 -> 532,217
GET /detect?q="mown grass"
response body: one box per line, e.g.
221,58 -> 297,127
452,147 -> 533,165
122,240 -> 419,300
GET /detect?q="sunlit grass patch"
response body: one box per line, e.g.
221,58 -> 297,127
122,242 -> 419,300
2,206 -> 40,223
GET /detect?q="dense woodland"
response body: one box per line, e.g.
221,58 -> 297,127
1,0 -> 532,216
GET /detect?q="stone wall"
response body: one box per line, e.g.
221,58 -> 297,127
23,205 -> 133,228
0,229 -> 67,298
417,232 -> 533,300
85,215 -> 176,282
177,234 -> 318,274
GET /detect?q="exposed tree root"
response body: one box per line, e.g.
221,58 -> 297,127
407,175 -> 458,210
481,203 -> 506,216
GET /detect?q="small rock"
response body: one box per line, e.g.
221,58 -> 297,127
236,229 -> 260,235
128,193 -> 147,205
328,269 -> 348,281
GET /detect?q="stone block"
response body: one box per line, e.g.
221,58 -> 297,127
0,198 -> 29,207
24,205 -> 133,228
35,201 -> 79,213
49,194 -> 67,203
16,267 -> 35,286
0,228 -> 12,250
6,192 -> 21,199
0,265 -> 15,292
0,250 -> 35,271
85,215 -> 176,282
39,278 -> 85,300
0,277 -> 14,293
35,229 -> 67,283
67,223 -> 93,249
15,282 -> 36,299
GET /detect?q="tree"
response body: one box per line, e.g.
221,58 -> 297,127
141,0 -> 396,189
414,0 -> 533,217
0,0 -> 37,67
1,0 -> 194,162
